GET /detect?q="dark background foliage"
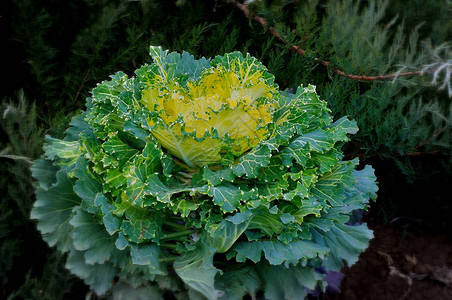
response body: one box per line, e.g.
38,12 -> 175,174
1,0 -> 450,298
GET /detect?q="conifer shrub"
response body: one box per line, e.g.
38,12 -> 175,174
31,46 -> 378,299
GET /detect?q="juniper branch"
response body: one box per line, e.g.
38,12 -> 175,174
414,124 -> 449,150
228,0 -> 423,81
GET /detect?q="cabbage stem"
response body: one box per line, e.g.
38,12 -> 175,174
160,230 -> 194,240
165,221 -> 187,230
160,243 -> 178,249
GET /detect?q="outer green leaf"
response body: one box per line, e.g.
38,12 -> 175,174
145,173 -> 194,203
309,149 -> 343,173
257,155 -> 285,182
232,144 -> 271,178
280,213 -> 295,224
111,282 -> 163,300
354,165 -> 378,201
130,244 -> 164,275
171,198 -> 200,217
329,116 -> 359,141
70,207 -> 119,264
115,232 -> 129,251
282,181 -> 309,201
322,167 -> 378,223
217,266 -> 261,300
293,85 -> 331,127
202,166 -> 235,186
103,213 -> 121,235
257,179 -> 289,202
73,157 -> 103,213
248,208 -> 284,236
311,223 -> 374,271
233,239 -> 329,267
105,169 -> 127,189
124,119 -> 150,141
257,264 -> 321,300
206,220 -> 250,253
144,46 -> 210,83
103,134 -> 140,168
43,136 -> 81,161
207,183 -> 242,212
30,158 -> 58,190
66,248 -> 117,295
80,129 -> 103,165
226,210 -> 253,225
91,71 -> 128,102
120,205 -> 163,243
174,242 -> 222,300
291,198 -> 323,222
65,113 -> 90,141
311,159 -> 358,206
280,142 -> 311,167
31,170 -> 81,252
294,129 -> 334,152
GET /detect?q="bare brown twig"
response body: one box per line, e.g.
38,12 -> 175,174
229,0 -> 423,81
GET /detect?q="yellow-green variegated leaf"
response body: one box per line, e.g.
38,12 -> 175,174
140,48 -> 278,168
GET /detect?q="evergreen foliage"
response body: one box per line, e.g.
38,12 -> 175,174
1,0 -> 450,298
0,93 -> 81,299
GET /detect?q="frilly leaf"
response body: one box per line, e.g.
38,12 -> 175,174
43,136 -> 81,161
31,170 -> 81,252
217,266 -> 261,300
211,51 -> 276,88
202,166 -> 236,186
247,207 -> 284,236
207,183 -> 243,212
232,239 -> 329,267
103,133 -> 140,168
354,165 -> 378,201
30,158 -> 58,191
119,204 -> 163,243
65,248 -> 117,296
69,207 -> 119,265
110,282 -> 163,300
174,241 -> 223,300
311,159 -> 358,206
94,193 -> 121,235
257,264 -> 322,300
206,219 -> 250,253
232,143 -> 272,178
73,157 -> 103,214
143,46 -> 210,84
311,223 -> 374,271
130,244 -> 165,275
171,198 -> 200,217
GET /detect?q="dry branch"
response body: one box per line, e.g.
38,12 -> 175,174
229,0 -> 422,81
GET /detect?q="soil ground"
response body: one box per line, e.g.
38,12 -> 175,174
319,157 -> 452,300
325,223 -> 452,300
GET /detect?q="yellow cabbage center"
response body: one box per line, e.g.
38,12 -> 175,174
141,68 -> 276,168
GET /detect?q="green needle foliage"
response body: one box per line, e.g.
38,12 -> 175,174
0,93 -> 79,299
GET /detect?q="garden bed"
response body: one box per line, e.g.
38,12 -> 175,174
328,223 -> 452,300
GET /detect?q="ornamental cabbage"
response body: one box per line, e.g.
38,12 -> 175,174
31,46 -> 378,299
